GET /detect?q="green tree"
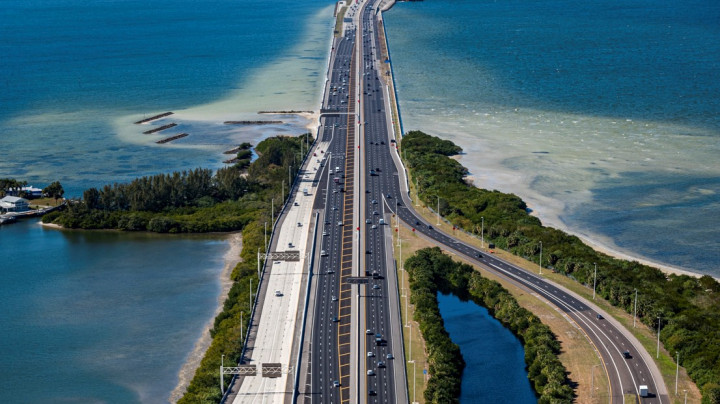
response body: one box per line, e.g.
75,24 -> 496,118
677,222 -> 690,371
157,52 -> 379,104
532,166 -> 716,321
43,181 -> 65,204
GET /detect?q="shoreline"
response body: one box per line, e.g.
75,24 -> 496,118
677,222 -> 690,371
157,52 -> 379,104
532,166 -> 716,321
169,232 -> 242,403
459,157 -> 710,280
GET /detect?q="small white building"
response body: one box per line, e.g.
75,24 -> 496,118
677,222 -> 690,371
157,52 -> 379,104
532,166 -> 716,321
0,196 -> 30,213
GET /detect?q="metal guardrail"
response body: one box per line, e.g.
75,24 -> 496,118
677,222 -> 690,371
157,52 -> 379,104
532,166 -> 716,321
292,211 -> 319,403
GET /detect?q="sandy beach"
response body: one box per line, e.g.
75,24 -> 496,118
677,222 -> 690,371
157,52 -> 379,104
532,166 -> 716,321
169,232 -> 242,403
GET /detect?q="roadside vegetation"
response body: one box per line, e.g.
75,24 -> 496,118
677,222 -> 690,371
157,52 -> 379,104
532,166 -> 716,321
401,130 -> 720,402
405,247 -> 574,403
44,134 -> 311,402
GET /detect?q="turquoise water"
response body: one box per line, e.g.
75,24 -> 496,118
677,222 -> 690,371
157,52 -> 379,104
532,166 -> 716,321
437,293 -> 536,403
0,0 -> 334,196
0,0 -> 334,401
0,220 -> 230,403
384,0 -> 720,275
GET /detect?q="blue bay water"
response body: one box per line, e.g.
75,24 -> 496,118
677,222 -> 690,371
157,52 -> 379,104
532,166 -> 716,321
0,0 -> 334,196
0,0 -> 334,401
384,0 -> 720,275
437,293 -> 536,403
0,220 -> 230,403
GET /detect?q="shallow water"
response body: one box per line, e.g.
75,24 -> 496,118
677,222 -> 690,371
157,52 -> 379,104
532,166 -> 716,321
0,0 -> 334,196
384,0 -> 720,275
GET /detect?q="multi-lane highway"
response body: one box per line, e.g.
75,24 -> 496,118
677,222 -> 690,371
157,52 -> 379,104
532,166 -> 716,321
295,0 -> 670,403
342,0 -> 669,402
303,19 -> 358,403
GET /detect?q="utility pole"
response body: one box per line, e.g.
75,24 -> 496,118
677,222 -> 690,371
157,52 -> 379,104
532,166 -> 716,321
264,221 -> 268,251
593,262 -> 597,300
257,248 -> 260,278
250,278 -> 253,309
271,198 -> 274,225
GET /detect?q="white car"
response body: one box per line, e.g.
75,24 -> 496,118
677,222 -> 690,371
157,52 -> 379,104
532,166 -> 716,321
367,351 -> 374,357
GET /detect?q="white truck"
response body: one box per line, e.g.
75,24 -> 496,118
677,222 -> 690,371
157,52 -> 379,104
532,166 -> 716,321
639,385 -> 649,397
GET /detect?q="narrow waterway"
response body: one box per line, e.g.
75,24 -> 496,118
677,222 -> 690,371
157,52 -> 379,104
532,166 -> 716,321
437,292 -> 536,403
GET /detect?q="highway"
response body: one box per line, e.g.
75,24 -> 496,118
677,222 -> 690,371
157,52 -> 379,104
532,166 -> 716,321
294,0 -> 670,402
300,1 -> 408,403
303,19 -> 358,403
358,3 -> 406,404
347,0 -> 670,403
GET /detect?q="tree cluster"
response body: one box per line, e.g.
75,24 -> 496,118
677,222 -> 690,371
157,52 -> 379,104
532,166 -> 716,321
0,178 -> 27,198
405,247 -> 573,403
401,130 -> 720,402
46,134 -> 312,235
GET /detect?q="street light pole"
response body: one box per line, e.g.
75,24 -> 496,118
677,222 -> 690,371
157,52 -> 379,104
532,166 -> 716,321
407,358 -> 416,403
676,351 -> 680,395
593,262 -> 597,300
657,316 -> 662,359
220,354 -> 225,395
591,364 -> 599,396
481,216 -> 484,248
436,195 -> 440,225
539,241 -> 542,275
634,288 -> 638,328
684,389 -> 688,404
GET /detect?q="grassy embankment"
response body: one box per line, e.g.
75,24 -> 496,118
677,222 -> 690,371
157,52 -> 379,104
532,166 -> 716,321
399,130 -> 711,403
44,134 -> 311,402
394,231 -> 609,403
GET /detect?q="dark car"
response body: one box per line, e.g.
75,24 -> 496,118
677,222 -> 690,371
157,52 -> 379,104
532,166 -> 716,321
596,314 -> 604,320
623,351 -> 632,359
